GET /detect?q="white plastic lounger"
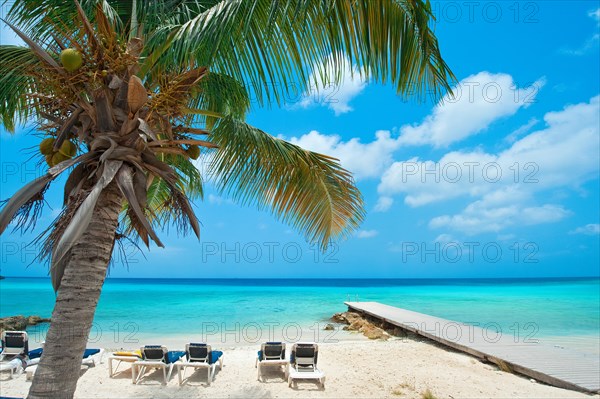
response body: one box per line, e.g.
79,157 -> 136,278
287,342 -> 325,389
25,349 -> 104,380
255,342 -> 288,381
0,331 -> 29,362
175,343 -> 223,386
108,353 -> 141,377
0,358 -> 24,379
132,346 -> 180,385
82,348 -> 105,367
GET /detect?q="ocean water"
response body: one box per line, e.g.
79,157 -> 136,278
1,277 -> 598,352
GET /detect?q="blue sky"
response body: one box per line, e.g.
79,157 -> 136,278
1,1 -> 599,278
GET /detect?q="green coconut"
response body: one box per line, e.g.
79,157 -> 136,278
58,140 -> 77,157
39,138 -> 56,155
51,152 -> 70,166
60,48 -> 83,72
45,154 -> 54,167
186,145 -> 200,160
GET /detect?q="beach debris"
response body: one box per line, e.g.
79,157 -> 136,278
420,389 -> 438,399
495,358 -> 513,373
392,381 -> 416,396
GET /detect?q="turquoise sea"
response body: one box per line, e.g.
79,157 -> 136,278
1,277 -> 598,352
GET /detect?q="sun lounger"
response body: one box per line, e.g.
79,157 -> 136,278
288,342 -> 325,388
255,342 -> 289,381
175,343 -> 223,386
24,348 -> 104,380
108,351 -> 142,377
0,357 -> 25,379
0,331 -> 29,362
132,346 -> 183,385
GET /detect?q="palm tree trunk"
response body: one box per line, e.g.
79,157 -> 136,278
28,181 -> 123,399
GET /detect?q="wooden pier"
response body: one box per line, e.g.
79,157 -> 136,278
345,301 -> 600,393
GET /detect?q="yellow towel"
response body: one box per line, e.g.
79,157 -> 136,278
113,350 -> 141,357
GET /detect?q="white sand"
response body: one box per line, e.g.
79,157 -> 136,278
1,338 -> 596,399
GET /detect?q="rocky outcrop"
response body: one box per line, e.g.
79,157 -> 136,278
331,311 -> 391,340
0,315 -> 51,335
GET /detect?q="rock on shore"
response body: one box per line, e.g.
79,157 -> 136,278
0,315 -> 51,334
331,311 -> 391,340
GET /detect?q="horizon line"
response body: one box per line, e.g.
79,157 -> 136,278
2,276 -> 599,280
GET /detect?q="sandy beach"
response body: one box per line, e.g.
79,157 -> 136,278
1,337 -> 596,399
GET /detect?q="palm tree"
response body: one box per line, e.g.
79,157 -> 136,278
0,1 -> 454,397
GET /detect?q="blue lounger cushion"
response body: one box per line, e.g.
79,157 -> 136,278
210,350 -> 223,364
28,348 -> 43,359
166,351 -> 185,364
28,348 -> 99,360
83,349 -> 100,358
257,342 -> 284,361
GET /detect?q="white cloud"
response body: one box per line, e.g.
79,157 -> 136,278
504,118 -> 539,144
560,33 -> 600,56
560,9 -> 600,55
207,194 -> 233,205
289,129 -> 400,180
430,194 -> 571,235
290,72 -> 542,180
434,233 -> 455,244
374,196 -> 394,212
378,95 -> 600,234
295,54 -> 366,115
398,72 -> 545,147
379,95 -> 600,207
570,224 -> 600,235
356,230 -> 378,239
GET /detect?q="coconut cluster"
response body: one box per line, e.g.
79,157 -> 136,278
39,138 -> 77,167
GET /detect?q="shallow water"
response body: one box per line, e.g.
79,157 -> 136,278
1,277 -> 598,352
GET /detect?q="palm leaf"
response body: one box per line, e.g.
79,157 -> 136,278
0,175 -> 53,235
51,160 -> 122,291
115,165 -> 164,248
5,1 -> 454,108
0,46 -> 40,131
145,0 -> 455,105
209,117 -> 364,250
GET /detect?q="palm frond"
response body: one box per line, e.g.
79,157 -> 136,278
0,46 -> 41,131
188,71 -> 251,126
145,0 -> 455,106
209,117 -> 364,250
51,160 -> 122,290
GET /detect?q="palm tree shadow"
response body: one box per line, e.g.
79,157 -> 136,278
259,366 -> 287,383
135,369 -> 170,385
108,368 -> 134,380
179,366 -> 222,386
288,379 -> 325,391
